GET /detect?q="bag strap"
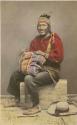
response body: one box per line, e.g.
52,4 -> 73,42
46,32 -> 55,54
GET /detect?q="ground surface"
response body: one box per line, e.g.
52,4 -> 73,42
0,97 -> 77,125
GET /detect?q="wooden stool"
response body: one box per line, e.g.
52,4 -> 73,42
39,79 -> 67,109
20,79 -> 67,109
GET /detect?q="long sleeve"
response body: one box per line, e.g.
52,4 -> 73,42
29,39 -> 38,52
29,33 -> 64,64
48,33 -> 64,63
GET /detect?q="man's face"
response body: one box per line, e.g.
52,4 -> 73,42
37,22 -> 49,36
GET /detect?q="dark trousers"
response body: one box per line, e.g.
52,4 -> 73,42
7,71 -> 25,99
7,70 -> 54,106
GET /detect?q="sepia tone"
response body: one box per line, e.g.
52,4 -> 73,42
0,1 -> 77,125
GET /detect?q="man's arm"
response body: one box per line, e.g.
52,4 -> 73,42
47,33 -> 64,63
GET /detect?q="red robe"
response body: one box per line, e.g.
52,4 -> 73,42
29,33 -> 64,64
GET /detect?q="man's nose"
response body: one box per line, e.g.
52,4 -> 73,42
39,26 -> 45,30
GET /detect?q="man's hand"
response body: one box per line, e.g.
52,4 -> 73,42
35,50 -> 45,56
35,50 -> 49,58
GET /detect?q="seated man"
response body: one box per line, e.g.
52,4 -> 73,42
7,14 -> 64,114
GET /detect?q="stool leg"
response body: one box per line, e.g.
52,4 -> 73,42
20,82 -> 25,104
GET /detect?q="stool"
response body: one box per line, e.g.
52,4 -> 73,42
20,79 -> 67,109
39,79 -> 67,109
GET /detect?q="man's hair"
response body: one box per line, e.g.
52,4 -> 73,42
37,14 -> 51,33
40,14 -> 51,19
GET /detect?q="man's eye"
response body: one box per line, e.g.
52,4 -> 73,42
39,24 -> 46,27
38,26 -> 47,29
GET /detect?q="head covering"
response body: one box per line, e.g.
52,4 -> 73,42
47,101 -> 77,116
38,14 -> 51,25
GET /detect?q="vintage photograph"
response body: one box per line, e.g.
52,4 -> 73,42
0,1 -> 77,125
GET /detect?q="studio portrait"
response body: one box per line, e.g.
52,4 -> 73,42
1,1 -> 77,125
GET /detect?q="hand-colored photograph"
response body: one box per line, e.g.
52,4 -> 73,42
0,1 -> 77,125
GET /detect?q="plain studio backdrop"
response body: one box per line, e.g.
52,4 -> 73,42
1,1 -> 77,95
